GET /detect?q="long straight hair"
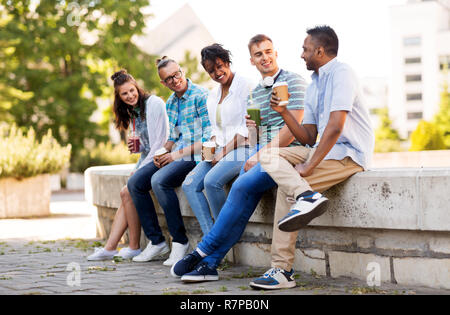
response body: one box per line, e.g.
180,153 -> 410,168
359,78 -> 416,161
111,69 -> 150,131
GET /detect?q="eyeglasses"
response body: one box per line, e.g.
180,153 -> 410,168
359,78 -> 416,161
163,69 -> 183,85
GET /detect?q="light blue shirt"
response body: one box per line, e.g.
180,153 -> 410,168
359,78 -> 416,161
303,58 -> 374,170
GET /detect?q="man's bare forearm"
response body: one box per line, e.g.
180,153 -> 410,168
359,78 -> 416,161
307,125 -> 342,170
279,110 -> 314,146
164,141 -> 175,152
174,141 -> 203,159
304,111 -> 347,172
222,134 -> 246,157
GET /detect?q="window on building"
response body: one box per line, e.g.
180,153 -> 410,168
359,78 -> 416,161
407,112 -> 423,120
406,93 -> 422,101
405,57 -> 421,64
405,74 -> 422,82
403,36 -> 421,46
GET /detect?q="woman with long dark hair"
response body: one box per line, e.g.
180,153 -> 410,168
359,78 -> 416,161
87,69 -> 168,261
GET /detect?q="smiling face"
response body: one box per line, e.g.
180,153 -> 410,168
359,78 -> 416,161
203,58 -> 233,86
118,82 -> 139,107
249,40 -> 279,77
159,61 -> 188,95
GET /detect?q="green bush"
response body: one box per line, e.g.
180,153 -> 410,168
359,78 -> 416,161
410,120 -> 446,151
0,124 -> 71,179
70,141 -> 139,173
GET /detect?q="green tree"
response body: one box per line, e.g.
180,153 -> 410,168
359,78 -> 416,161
433,81 -> 450,148
374,107 -> 403,152
179,50 -> 211,85
409,120 -> 445,151
0,0 -> 166,162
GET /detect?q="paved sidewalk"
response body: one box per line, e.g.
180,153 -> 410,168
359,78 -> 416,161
0,190 -> 96,241
0,191 -> 447,295
0,239 -> 445,295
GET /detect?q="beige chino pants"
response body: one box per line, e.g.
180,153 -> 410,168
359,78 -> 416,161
259,146 -> 363,271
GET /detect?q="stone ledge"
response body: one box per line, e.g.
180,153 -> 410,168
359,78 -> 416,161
85,165 -> 450,290
85,165 -> 450,232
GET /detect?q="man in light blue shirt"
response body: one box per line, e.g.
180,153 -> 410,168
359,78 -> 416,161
303,58 -> 374,170
250,25 -> 374,290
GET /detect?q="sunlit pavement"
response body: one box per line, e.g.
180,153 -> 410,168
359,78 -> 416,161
0,191 -> 447,295
0,191 -> 96,241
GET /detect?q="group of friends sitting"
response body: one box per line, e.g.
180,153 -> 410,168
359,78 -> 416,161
86,25 -> 374,290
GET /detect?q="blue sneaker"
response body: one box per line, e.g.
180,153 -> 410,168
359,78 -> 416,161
249,267 -> 296,290
170,250 -> 203,278
278,191 -> 329,232
181,262 -> 219,282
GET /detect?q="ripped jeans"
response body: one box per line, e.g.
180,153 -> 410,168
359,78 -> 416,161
182,146 -> 250,235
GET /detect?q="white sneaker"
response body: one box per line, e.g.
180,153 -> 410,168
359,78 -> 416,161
163,242 -> 189,266
87,247 -> 118,261
132,241 -> 170,262
115,247 -> 142,260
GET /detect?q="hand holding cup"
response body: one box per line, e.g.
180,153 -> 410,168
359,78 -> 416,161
270,82 -> 290,114
202,141 -> 216,162
153,147 -> 168,168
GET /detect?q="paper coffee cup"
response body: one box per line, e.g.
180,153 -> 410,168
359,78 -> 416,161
155,148 -> 168,158
273,82 -> 289,106
202,141 -> 216,162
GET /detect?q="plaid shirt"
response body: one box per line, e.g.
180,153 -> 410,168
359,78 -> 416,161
166,79 -> 211,160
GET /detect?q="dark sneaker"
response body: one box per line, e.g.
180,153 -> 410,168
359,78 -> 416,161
278,191 -> 329,232
249,267 -> 296,290
170,250 -> 203,278
181,262 -> 219,282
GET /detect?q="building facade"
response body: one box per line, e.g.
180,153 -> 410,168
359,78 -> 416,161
389,0 -> 450,138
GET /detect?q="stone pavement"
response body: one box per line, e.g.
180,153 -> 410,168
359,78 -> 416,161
0,191 -> 447,295
0,239 -> 446,295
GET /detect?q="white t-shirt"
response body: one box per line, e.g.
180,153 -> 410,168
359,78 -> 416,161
206,72 -> 252,148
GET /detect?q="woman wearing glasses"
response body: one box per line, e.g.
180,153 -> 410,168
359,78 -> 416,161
181,44 -> 252,235
87,69 -> 168,261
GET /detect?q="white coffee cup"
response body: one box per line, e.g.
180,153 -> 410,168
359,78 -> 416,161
155,148 -> 168,159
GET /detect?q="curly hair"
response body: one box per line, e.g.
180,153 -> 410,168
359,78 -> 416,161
200,43 -> 232,71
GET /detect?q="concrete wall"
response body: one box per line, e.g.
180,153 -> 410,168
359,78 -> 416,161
85,165 -> 450,290
0,174 -> 51,218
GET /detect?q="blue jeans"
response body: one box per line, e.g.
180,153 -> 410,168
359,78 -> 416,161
196,150 -> 277,268
127,159 -> 196,245
182,146 -> 250,235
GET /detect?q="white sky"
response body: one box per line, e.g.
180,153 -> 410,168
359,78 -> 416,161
146,0 -> 407,84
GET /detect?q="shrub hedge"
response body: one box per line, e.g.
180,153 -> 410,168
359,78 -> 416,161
0,124 -> 71,179
70,141 -> 139,173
